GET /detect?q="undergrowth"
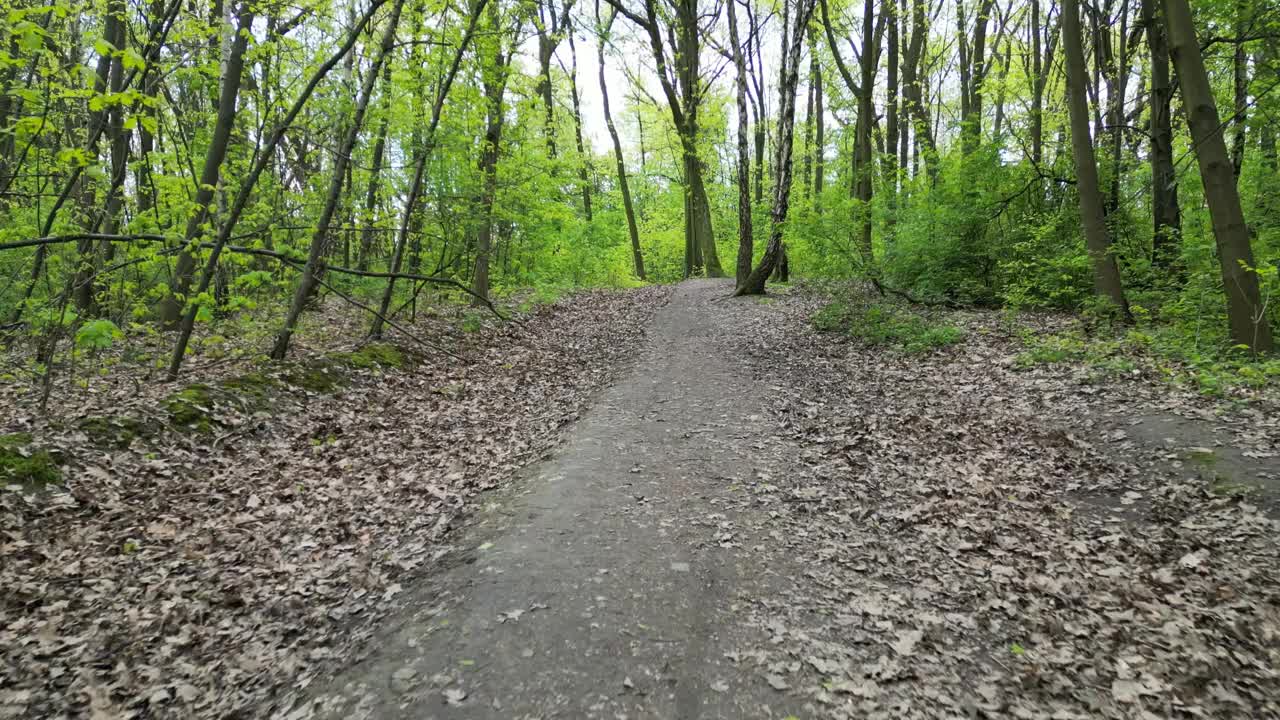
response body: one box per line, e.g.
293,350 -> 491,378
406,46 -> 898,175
814,299 -> 966,354
1012,312 -> 1280,396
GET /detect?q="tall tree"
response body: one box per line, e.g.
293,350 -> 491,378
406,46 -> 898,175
270,0 -> 407,359
821,0 -> 879,263
470,0 -> 520,305
736,0 -> 818,295
1141,0 -> 1180,269
595,0 -> 646,280
535,0 -> 576,158
371,0 -> 487,337
607,0 -> 726,277
157,1 -> 256,326
727,0 -> 754,286
1162,0 -> 1273,352
1063,0 -> 1130,314
564,34 -> 593,220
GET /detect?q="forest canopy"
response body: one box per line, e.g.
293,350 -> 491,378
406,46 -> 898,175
0,0 -> 1278,379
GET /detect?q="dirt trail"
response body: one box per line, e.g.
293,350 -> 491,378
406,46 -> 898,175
282,279 -> 1280,720
288,279 -> 804,718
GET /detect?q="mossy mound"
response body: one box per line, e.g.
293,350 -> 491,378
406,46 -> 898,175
329,343 -> 408,371
164,383 -> 223,432
281,361 -> 346,392
158,342 -> 410,433
0,433 -> 62,489
220,371 -> 283,403
78,415 -> 154,449
164,372 -> 289,432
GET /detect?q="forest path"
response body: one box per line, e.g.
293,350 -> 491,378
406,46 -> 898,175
293,279 -> 808,719
285,279 -> 1280,720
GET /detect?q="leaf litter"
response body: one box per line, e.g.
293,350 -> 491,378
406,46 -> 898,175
0,286 -> 670,719
708,285 -> 1280,719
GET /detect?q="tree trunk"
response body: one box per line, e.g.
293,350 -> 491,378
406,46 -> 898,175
900,0 -> 937,180
630,0 -> 723,277
168,0 -> 391,378
855,0 -> 875,262
812,23 -> 824,211
159,1 -> 255,325
1142,0 -> 1180,270
596,3 -> 645,279
357,61 -> 394,271
736,0 -> 817,295
566,34 -> 593,221
885,0 -> 899,201
1063,0 -> 1131,314
270,0 -> 406,359
471,1 -> 515,305
1030,0 -> 1044,165
1230,0 -> 1248,180
1162,0 -> 1273,352
801,64 -> 814,203
728,0 -> 754,287
1106,0 -> 1130,214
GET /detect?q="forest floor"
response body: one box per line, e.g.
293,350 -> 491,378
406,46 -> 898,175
4,279 -> 1280,719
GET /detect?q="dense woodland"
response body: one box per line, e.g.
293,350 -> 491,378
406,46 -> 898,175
5,1 -> 1280,716
0,0 -> 1278,380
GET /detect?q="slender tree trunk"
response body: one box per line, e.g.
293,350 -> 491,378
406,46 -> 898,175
158,1 -> 255,325
736,0 -> 817,295
1162,0 -> 1273,352
1231,0 -> 1249,180
1030,0 -> 1044,165
728,0 -> 754,287
596,3 -> 645,279
885,0 -> 898,196
1063,0 -> 1131,314
1106,0 -> 1130,214
471,1 -> 515,305
357,61 -> 394,271
1142,0 -> 1180,269
900,0 -> 937,180
73,0 -> 128,315
271,0 -> 406,359
168,0 -> 391,378
1259,43 -> 1277,174
812,24 -> 824,211
801,65 -> 814,203
855,0 -> 875,262
567,34 -> 593,220
749,0 -> 766,204
631,0 -> 723,277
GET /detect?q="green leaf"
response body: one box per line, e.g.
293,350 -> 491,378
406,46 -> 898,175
75,319 -> 124,350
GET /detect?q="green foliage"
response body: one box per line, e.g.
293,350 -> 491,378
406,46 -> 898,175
74,319 -> 123,351
814,299 -> 965,354
1014,316 -> 1280,395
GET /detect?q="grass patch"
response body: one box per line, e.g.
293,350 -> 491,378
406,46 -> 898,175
814,300 -> 965,354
